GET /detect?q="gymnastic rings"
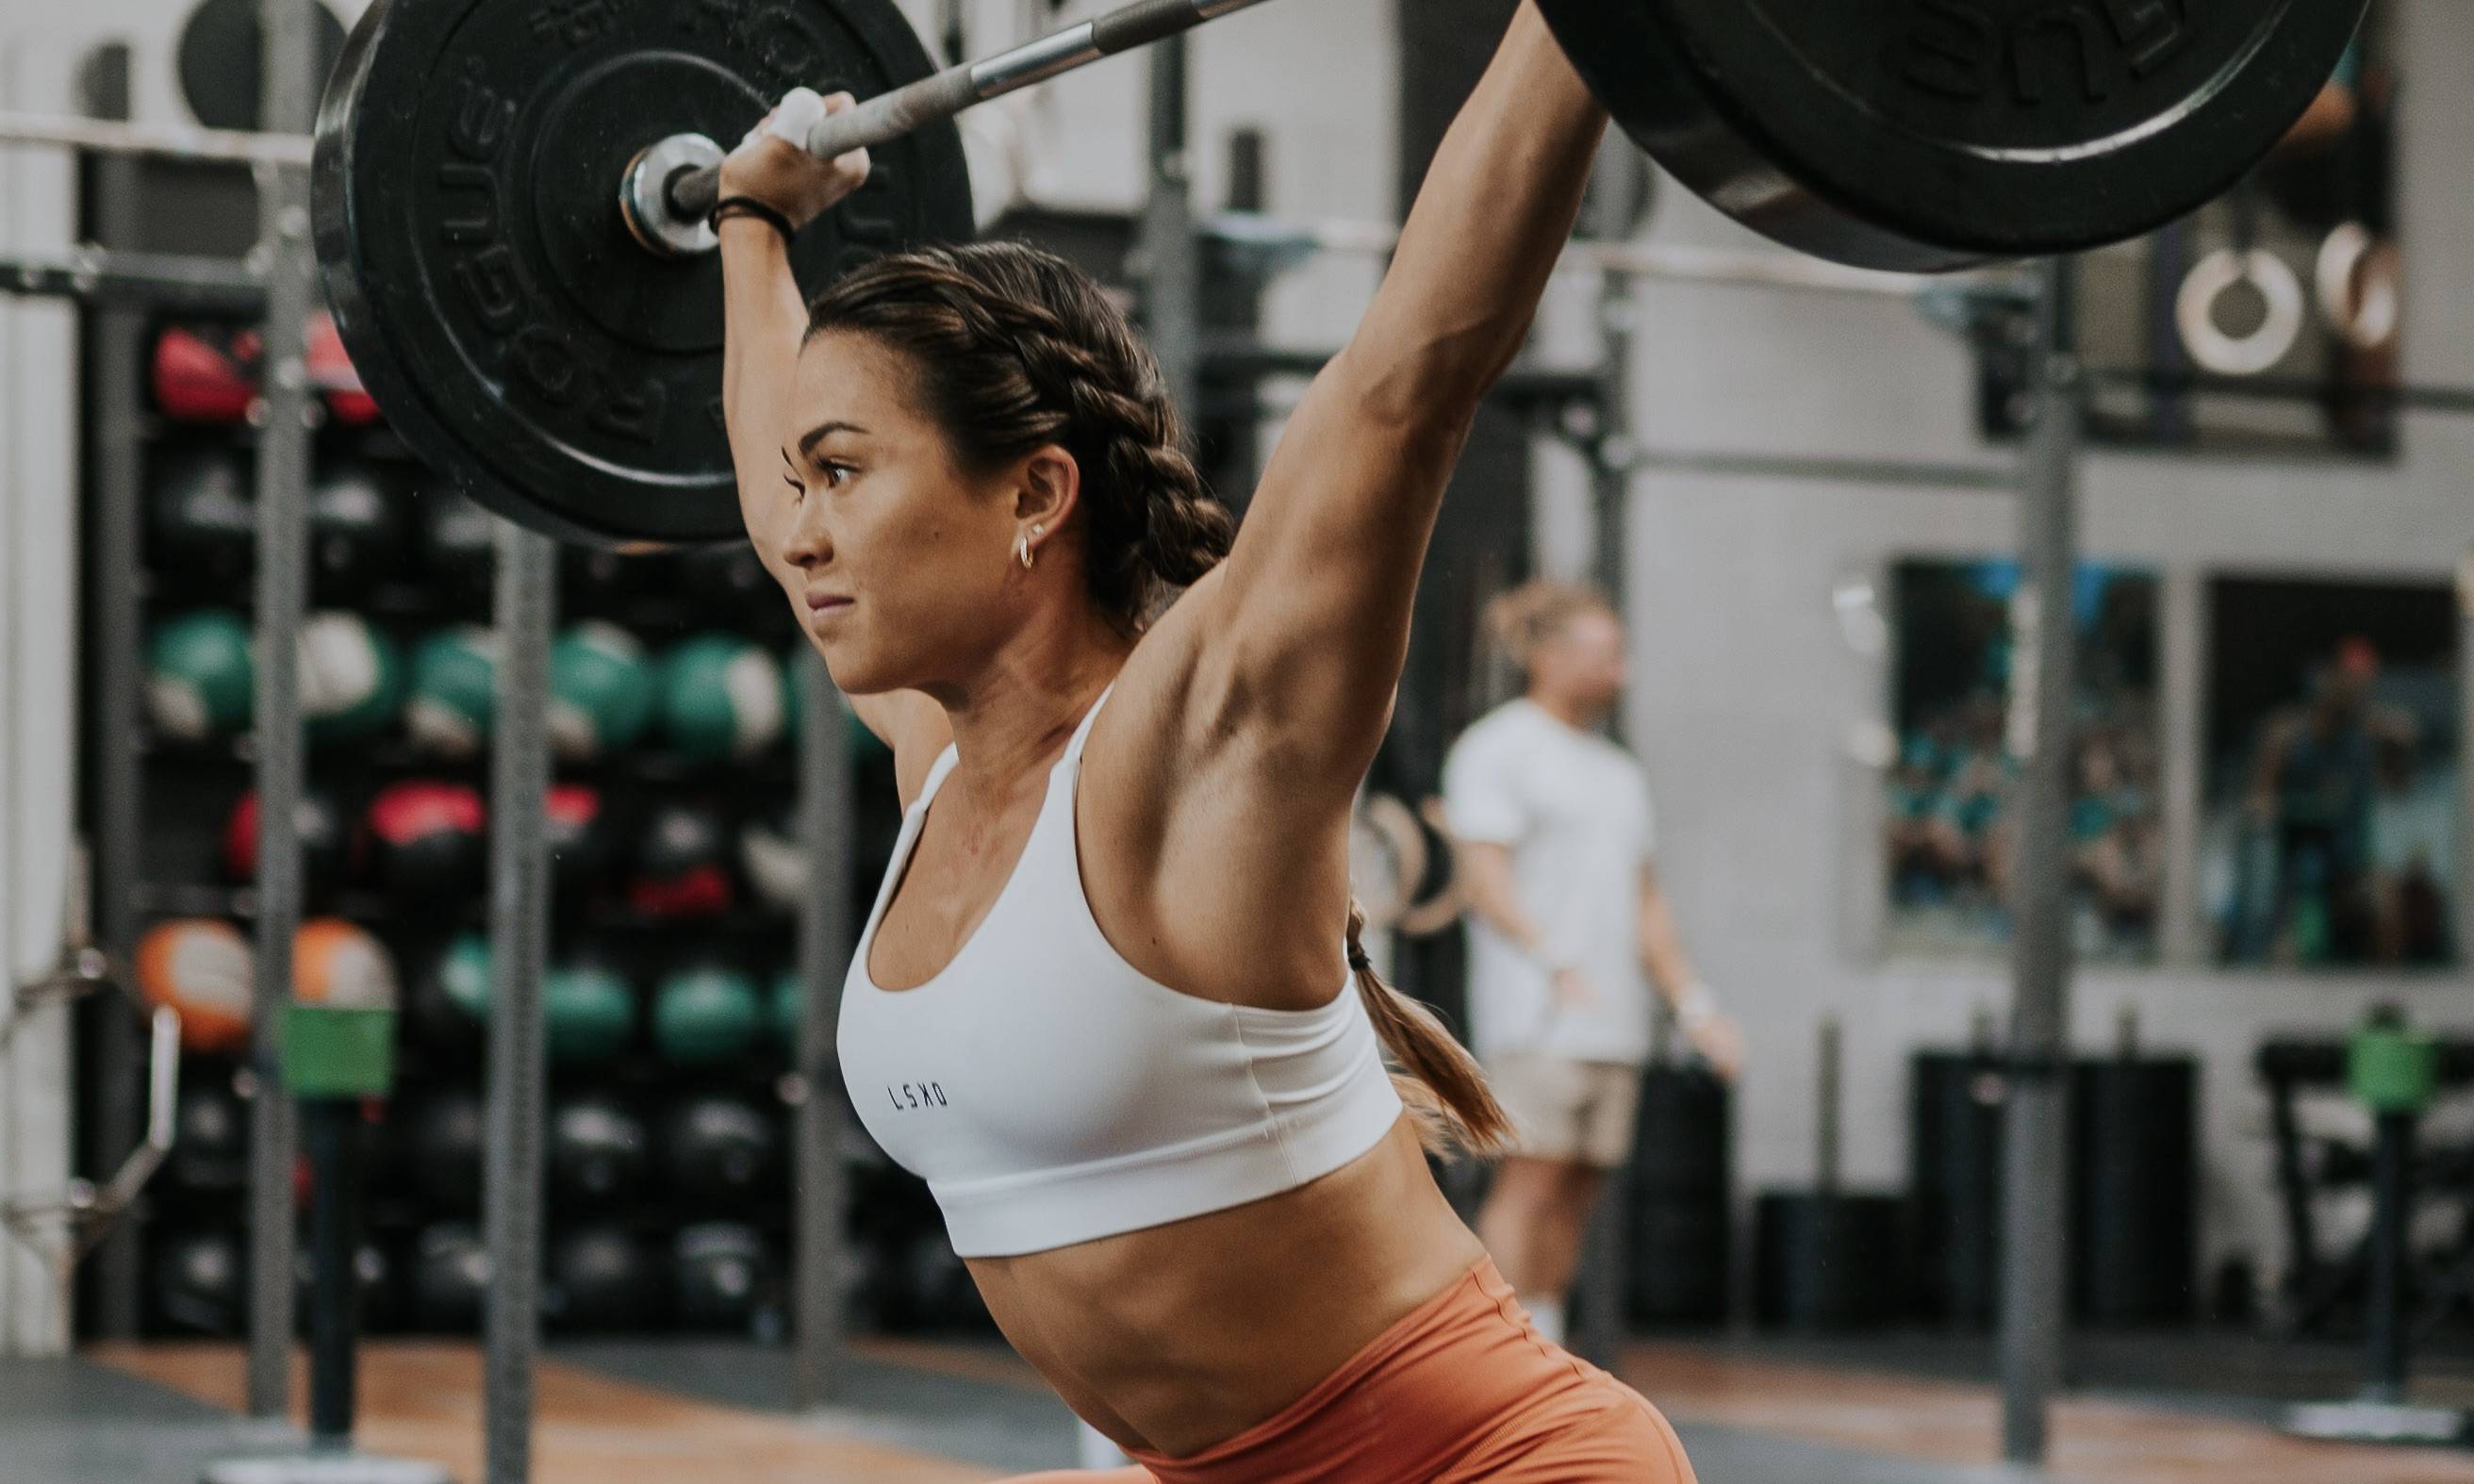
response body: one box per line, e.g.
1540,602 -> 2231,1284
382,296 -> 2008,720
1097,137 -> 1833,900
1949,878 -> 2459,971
1394,799 -> 1471,938
1349,794 -> 1428,934
2175,247 -> 2307,377
2315,223 -> 2401,354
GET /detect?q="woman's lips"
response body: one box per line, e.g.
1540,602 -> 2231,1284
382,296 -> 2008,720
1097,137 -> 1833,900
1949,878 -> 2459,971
805,594 -> 853,630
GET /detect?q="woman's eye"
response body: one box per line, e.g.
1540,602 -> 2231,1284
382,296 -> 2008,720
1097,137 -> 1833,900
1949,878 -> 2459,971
819,461 -> 854,489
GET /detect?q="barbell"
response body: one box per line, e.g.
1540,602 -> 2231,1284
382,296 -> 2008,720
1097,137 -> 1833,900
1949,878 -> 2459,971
301,0 -> 2367,546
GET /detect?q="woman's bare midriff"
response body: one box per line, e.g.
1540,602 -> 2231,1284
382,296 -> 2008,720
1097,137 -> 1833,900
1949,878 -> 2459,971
964,1116 -> 1489,1459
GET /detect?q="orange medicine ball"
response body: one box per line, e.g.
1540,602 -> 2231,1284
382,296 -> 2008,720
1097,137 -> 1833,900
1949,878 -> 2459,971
293,917 -> 400,1011
136,918 -> 255,1054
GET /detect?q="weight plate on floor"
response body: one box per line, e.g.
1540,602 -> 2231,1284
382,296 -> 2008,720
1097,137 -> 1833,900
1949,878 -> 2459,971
312,0 -> 974,546
1535,0 -> 2371,271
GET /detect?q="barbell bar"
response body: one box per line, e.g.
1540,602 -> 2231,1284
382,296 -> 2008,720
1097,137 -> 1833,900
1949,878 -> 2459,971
642,0 -> 1274,248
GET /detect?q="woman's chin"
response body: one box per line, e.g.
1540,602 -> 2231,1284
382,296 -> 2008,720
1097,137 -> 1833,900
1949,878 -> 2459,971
819,649 -> 905,699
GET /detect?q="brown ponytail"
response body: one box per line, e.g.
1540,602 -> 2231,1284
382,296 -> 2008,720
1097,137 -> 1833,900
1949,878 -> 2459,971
1345,899 -> 1511,1159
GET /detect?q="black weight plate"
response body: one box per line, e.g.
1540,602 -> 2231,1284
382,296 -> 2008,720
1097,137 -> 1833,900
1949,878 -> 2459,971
177,0 -> 348,131
1907,1050 -> 2005,1324
1538,0 -> 2369,272
313,0 -> 973,546
1627,1195 -> 1731,1326
2072,1058 -> 2198,1325
1754,1191 -> 1907,1330
1632,1064 -> 1729,1195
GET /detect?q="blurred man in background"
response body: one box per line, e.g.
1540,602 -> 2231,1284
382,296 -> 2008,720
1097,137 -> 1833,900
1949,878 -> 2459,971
1444,581 -> 1743,1345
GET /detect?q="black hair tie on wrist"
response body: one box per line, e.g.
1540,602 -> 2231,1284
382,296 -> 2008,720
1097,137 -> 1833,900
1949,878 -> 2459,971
710,196 -> 794,241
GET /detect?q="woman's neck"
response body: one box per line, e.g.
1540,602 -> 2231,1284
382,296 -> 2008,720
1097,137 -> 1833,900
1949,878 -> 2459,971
932,606 -> 1135,796
1526,686 -> 1602,732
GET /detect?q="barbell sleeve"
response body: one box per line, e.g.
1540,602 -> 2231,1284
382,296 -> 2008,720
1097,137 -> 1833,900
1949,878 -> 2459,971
665,0 -> 1278,223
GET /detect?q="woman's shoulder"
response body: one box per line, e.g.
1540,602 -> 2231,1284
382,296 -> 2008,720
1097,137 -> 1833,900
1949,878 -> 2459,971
1097,570 -> 1230,737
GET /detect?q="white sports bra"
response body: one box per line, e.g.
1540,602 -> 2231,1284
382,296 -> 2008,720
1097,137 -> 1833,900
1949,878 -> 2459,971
838,690 -> 1404,1259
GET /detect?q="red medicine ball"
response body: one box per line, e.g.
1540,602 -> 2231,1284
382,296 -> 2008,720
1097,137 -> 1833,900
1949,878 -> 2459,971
366,782 -> 487,900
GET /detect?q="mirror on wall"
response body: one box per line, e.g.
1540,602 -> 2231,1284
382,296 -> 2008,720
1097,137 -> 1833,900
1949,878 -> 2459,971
2206,577 -> 2459,969
1884,560 -> 2160,964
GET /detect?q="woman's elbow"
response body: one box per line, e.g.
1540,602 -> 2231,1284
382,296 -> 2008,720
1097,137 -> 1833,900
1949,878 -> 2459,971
1328,339 -> 1510,436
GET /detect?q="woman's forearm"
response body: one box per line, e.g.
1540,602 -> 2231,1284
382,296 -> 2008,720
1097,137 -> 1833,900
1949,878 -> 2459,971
720,220 -> 809,425
1347,2 -> 1607,415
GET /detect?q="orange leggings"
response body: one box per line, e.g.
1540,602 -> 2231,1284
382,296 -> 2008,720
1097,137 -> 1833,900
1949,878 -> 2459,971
1006,1257 -> 1696,1483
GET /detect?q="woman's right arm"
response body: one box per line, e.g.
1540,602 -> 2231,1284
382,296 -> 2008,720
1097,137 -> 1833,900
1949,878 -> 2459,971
720,93 -> 951,805
1161,7 -> 1604,801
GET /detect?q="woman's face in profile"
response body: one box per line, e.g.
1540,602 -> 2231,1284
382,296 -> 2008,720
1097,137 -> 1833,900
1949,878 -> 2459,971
766,331 -> 1025,697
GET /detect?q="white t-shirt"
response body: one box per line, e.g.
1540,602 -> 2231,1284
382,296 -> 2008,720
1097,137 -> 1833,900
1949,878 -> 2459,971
1442,700 -> 1658,1066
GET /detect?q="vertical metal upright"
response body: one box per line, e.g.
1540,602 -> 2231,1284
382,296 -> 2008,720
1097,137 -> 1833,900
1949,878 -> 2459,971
1141,34 -> 1201,425
1572,264 -> 1638,1369
1999,256 -> 2084,1465
2158,569 -> 2207,965
2457,584 -> 2474,962
245,0 -> 319,1422
1591,272 -> 1636,615
792,651 -> 853,1410
2365,1105 -> 2415,1404
85,145 -> 149,1342
484,525 -> 556,1483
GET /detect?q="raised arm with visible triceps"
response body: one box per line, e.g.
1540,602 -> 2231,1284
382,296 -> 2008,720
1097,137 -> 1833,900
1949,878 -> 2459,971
1184,4 -> 1607,793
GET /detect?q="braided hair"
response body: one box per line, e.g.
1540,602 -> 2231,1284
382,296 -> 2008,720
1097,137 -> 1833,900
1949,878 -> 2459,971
804,240 -> 1232,631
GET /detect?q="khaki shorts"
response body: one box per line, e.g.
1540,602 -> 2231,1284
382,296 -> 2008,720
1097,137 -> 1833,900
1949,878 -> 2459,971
1487,1055 -> 1641,1169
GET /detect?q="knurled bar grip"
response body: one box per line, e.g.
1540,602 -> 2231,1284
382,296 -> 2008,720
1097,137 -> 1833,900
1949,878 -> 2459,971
665,0 -> 1275,222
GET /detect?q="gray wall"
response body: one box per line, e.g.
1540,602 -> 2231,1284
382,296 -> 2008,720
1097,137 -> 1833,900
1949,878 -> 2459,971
1614,0 -> 2474,1286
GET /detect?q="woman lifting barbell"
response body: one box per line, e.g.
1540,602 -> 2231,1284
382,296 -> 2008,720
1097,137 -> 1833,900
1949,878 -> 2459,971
715,5 -> 1693,1480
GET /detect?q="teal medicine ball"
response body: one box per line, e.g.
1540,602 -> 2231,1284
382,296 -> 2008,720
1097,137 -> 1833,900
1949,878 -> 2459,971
406,627 -> 500,758
661,635 -> 785,764
545,962 -> 636,1064
437,933 -> 492,1024
652,965 -> 763,1067
300,611 -> 404,745
146,609 -> 256,739
550,622 -> 657,763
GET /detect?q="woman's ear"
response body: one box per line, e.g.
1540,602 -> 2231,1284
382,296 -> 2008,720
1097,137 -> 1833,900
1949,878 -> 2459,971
1015,444 -> 1081,543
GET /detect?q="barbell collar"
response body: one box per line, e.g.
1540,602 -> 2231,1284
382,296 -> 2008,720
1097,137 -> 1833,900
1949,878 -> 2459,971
622,134 -> 726,259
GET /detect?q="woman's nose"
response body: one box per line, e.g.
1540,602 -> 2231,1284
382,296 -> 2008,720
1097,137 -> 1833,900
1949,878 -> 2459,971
781,504 -> 833,568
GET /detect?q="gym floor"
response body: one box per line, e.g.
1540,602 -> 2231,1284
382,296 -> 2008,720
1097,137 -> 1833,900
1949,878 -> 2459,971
10,1329 -> 2474,1483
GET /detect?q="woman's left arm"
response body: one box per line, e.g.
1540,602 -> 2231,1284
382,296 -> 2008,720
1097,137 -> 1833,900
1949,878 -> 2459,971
1173,5 -> 1605,797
